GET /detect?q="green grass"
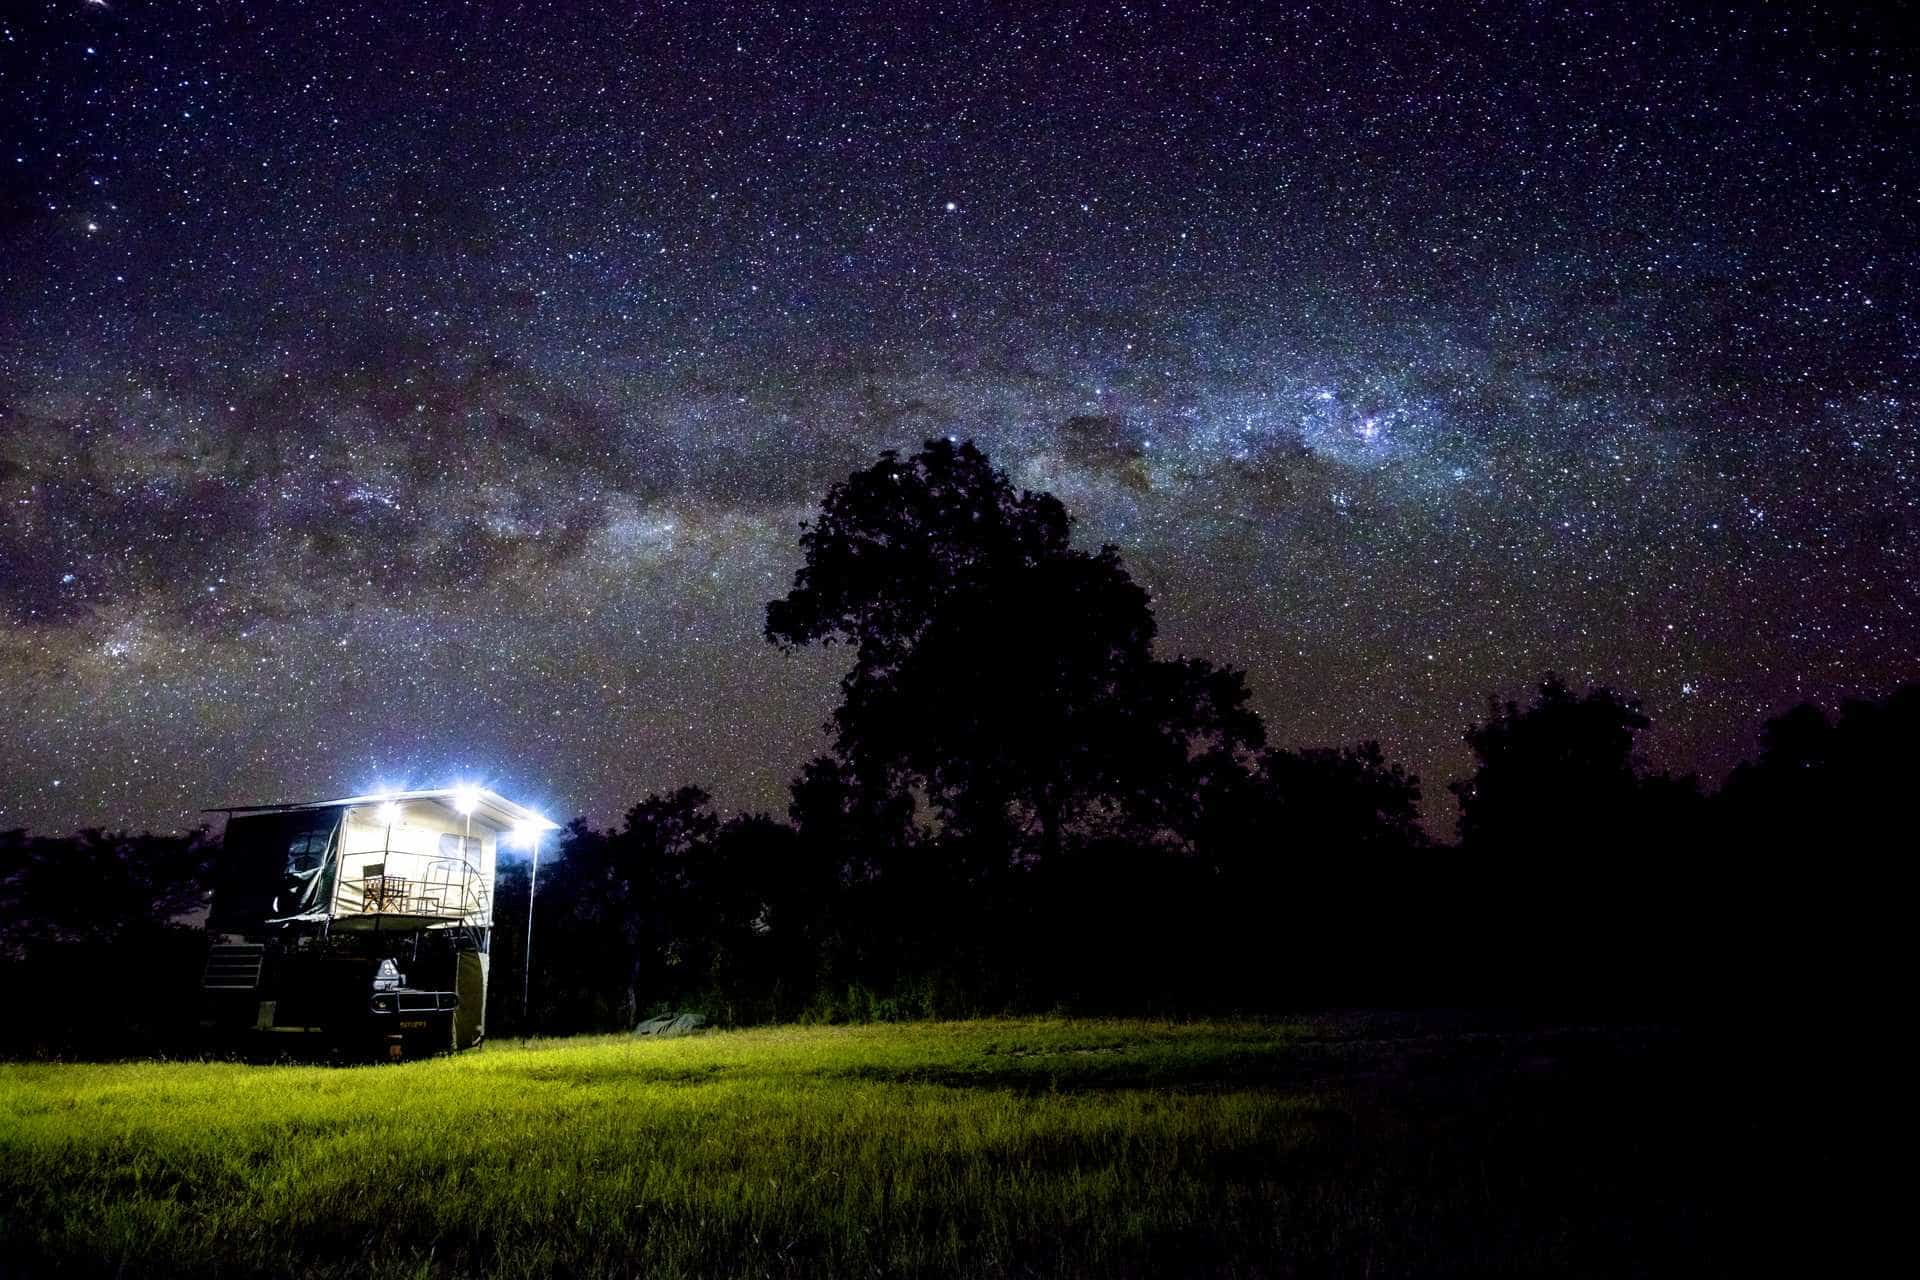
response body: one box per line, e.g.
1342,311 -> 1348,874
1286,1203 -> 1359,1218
0,1015 -> 1742,1276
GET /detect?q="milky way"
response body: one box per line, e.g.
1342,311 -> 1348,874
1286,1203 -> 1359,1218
2,1 -> 1914,835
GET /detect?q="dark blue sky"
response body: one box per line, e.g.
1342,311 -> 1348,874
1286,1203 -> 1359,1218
2,0 -> 1913,834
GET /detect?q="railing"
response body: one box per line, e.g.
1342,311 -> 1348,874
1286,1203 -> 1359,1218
334,855 -> 489,925
423,855 -> 492,922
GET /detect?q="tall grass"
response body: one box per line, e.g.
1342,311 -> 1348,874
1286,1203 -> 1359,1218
0,1016 -> 1741,1276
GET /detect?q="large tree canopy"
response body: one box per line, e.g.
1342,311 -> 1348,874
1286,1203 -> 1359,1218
0,827 -> 211,954
767,439 -> 1264,857
1448,675 -> 1706,854
767,440 -> 1077,672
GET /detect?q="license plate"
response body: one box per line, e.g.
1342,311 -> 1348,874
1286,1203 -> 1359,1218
400,1020 -> 429,1029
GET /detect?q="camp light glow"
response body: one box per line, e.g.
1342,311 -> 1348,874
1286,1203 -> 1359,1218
198,783 -> 560,1056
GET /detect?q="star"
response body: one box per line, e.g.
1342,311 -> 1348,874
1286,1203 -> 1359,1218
0,2 -> 1909,839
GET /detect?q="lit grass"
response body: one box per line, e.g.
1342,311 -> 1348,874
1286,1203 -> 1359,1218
0,1016 -> 1738,1276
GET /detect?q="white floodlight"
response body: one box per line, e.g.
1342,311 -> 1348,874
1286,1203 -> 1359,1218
452,786 -> 480,815
377,799 -> 402,825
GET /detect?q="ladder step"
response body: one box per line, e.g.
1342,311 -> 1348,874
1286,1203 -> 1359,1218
203,943 -> 266,991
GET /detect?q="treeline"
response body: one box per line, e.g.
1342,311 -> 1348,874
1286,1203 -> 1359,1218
484,441 -> 1902,1031
486,676 -> 1911,1034
0,828 -> 212,1055
1,440 -> 1906,1049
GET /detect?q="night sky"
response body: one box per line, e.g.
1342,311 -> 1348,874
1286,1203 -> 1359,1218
2,1 -> 1913,836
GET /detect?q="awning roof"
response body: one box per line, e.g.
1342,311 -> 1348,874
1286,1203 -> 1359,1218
206,787 -> 560,832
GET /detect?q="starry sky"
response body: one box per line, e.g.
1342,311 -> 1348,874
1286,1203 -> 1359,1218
2,0 -> 1914,836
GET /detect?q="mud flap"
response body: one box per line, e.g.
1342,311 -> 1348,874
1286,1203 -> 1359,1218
455,951 -> 488,1049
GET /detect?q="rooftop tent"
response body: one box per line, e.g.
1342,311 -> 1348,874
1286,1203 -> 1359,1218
206,788 -> 558,935
207,807 -> 345,932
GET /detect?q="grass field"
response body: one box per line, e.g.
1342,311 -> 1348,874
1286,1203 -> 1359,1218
0,1014 -> 1745,1276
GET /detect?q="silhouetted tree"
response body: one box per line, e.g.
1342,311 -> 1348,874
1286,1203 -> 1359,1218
1711,683 -> 1917,1000
680,814 -> 838,1021
536,788 -> 718,1027
787,754 -> 920,879
767,439 -> 1264,863
1256,742 -> 1427,853
1452,676 -> 1669,852
0,828 -> 213,1054
1439,676 -> 1724,1005
1719,683 -> 1920,850
0,827 -> 212,954
1172,742 -> 1430,1007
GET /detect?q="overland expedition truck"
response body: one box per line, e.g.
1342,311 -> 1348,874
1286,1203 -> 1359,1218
200,787 -> 555,1058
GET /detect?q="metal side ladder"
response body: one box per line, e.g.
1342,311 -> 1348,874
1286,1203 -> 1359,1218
203,943 -> 266,991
